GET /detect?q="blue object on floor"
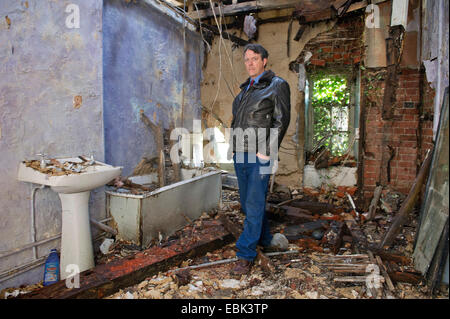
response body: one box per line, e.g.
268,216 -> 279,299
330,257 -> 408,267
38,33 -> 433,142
43,249 -> 60,286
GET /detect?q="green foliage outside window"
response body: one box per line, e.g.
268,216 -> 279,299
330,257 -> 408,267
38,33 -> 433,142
312,75 -> 350,156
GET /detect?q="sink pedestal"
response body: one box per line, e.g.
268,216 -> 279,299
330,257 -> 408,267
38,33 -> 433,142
17,157 -> 122,280
59,191 -> 94,280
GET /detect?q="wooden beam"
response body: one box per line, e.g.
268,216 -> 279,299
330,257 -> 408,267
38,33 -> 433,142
18,221 -> 234,299
298,8 -> 334,23
366,185 -> 383,221
188,0 -> 303,20
379,149 -> 433,249
164,0 -> 184,7
200,23 -> 249,46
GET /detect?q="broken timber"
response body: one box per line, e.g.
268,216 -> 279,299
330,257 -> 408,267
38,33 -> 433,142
18,220 -> 234,299
379,149 -> 433,248
367,185 -> 383,221
322,221 -> 346,254
188,0 -> 303,20
140,110 -> 165,187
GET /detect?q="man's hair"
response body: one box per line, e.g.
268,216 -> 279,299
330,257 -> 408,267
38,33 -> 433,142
243,43 -> 269,60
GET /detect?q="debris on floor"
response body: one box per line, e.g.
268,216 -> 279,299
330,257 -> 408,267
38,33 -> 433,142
103,186 -> 448,299
4,185 -> 448,299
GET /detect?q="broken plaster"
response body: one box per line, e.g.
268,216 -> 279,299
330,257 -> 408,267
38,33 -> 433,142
423,59 -> 438,88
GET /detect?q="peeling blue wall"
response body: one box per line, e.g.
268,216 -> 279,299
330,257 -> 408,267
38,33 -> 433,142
103,0 -> 203,176
0,0 -> 204,289
0,0 -> 104,289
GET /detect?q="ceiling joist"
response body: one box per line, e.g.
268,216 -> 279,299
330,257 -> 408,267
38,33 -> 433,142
188,0 -> 304,20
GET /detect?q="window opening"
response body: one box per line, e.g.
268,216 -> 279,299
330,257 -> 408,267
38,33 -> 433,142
311,75 -> 350,156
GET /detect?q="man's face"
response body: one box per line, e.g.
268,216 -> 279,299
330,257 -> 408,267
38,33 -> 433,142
244,49 -> 267,79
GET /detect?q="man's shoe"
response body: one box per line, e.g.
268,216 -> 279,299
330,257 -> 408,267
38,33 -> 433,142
231,259 -> 252,276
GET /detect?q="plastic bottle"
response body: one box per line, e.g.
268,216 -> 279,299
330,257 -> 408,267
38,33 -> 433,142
43,249 -> 60,286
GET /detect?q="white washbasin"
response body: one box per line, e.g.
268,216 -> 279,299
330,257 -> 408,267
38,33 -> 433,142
18,157 -> 122,194
18,156 -> 122,279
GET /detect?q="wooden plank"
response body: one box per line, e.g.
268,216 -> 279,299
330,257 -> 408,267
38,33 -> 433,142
344,215 -> 370,250
200,23 -> 249,46
188,0 -> 302,20
387,271 -> 423,284
332,0 -> 348,10
368,251 -> 382,298
322,221 -> 346,254
289,200 -> 339,214
379,149 -> 433,248
140,110 -> 165,187
376,255 -> 396,292
334,276 -> 368,283
18,222 -> 234,299
366,186 -> 382,220
164,0 -> 184,7
373,250 -> 411,265
217,212 -> 242,240
297,8 -> 333,23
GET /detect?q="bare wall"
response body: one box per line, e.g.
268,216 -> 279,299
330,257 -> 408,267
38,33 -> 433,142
103,0 -> 204,177
0,0 -> 104,289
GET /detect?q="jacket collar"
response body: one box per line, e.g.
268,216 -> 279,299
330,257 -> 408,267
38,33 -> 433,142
240,70 -> 276,90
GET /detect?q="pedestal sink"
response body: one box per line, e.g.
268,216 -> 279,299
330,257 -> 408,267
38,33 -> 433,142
17,157 -> 122,279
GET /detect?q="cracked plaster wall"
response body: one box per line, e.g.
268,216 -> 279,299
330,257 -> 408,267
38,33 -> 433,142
201,20 -> 336,187
0,0 -> 104,290
103,0 -> 203,176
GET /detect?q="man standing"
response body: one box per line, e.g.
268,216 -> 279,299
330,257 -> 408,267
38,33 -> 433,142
228,44 -> 291,275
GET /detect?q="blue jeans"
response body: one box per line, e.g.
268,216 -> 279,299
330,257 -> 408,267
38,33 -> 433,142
233,152 -> 273,261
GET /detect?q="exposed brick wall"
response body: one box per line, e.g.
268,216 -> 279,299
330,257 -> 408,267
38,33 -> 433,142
362,68 -> 432,198
300,14 -> 434,199
304,15 -> 364,70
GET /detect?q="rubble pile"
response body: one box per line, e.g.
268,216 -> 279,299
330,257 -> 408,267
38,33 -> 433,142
3,185 -> 448,299
105,187 -> 448,299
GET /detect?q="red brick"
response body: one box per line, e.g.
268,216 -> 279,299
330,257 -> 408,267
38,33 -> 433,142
399,154 -> 417,162
400,135 -> 417,141
403,128 -> 417,135
394,128 -> 405,135
364,178 -> 376,186
333,53 -> 342,59
364,172 -> 377,179
398,161 -> 413,168
311,59 -> 326,66
405,88 -> 419,96
397,121 -> 418,129
322,47 -> 332,53
398,146 -> 417,155
402,108 -> 419,114
364,165 -> 377,173
402,114 -> 417,121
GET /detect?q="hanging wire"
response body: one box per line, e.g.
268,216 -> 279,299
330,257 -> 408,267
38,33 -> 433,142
208,0 -> 223,113
194,1 -> 212,52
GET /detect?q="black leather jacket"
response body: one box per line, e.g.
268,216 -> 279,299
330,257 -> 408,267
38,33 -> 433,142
229,70 -> 291,158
